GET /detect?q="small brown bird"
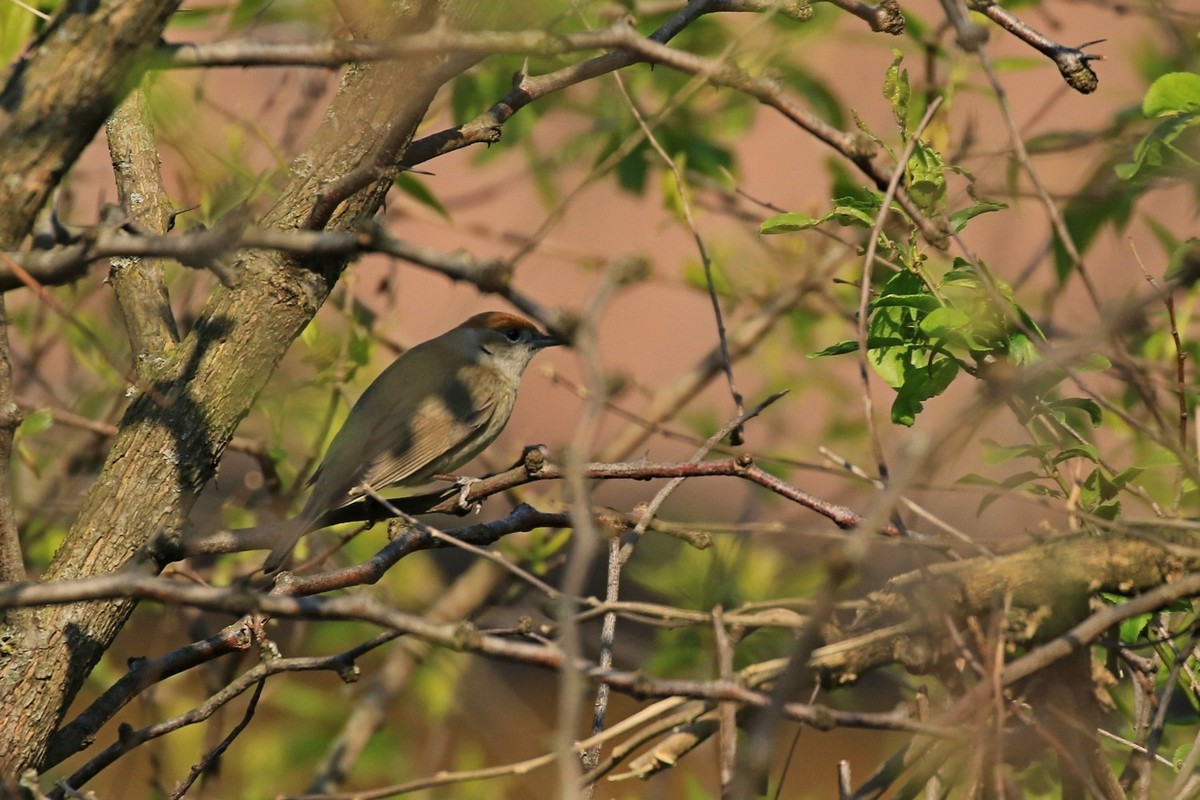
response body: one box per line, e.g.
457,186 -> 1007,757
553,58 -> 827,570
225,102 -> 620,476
262,311 -> 560,573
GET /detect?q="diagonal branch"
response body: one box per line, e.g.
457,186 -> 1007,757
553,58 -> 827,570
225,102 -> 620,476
0,0 -> 182,248
0,297 -> 21,584
105,85 -> 182,373
966,0 -> 1102,93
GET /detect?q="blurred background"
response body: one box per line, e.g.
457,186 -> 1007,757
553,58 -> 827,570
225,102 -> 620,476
4,0 -> 1198,795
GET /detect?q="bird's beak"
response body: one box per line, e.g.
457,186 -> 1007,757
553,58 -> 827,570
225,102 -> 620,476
534,330 -> 565,349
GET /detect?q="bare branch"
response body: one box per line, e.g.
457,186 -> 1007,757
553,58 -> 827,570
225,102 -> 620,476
0,0 -> 181,248
182,453 -> 908,563
55,638 -> 392,795
42,620 -> 257,769
818,0 -> 904,33
105,85 -> 181,372
158,25 -> 662,68
0,298 -> 22,583
966,0 -> 1102,93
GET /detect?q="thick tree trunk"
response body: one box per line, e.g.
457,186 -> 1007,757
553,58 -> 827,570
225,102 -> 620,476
0,7 -> 464,780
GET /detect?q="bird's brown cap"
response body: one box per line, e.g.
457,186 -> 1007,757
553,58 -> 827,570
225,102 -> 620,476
461,311 -> 542,332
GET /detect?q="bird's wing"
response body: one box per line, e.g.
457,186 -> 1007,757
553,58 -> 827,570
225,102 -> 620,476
298,344 -> 449,516
302,357 -> 512,518
358,389 -> 501,493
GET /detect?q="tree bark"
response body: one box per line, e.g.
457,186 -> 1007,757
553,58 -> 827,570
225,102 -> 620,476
0,5 -> 471,779
0,0 -> 182,248
813,528 -> 1194,683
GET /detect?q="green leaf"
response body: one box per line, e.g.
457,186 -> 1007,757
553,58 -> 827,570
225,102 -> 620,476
778,62 -> 846,128
660,127 -> 734,183
918,306 -> 971,338
1142,72 -> 1200,117
883,50 -> 910,138
950,200 -> 1008,232
347,329 -> 372,369
873,293 -> 943,312
760,195 -> 886,234
1119,610 -> 1152,643
394,173 -> 448,219
17,408 -> 53,438
906,139 -> 946,214
890,356 -> 958,426
614,141 -> 650,194
980,440 -> 1050,466
810,336 -> 915,358
826,159 -> 878,206
1137,445 -> 1184,470
1116,112 -> 1200,181
0,1 -> 38,66
660,156 -> 689,221
1056,168 -> 1138,280
1115,73 -> 1200,181
1077,353 -> 1113,372
960,470 -> 1050,514
959,470 -> 1046,489
1164,237 -> 1200,284
1081,467 -> 1117,504
760,212 -> 818,234
1048,397 -> 1103,427
1111,466 -> 1145,491
300,319 -> 320,350
682,258 -> 736,299
809,339 -> 859,357
830,198 -> 884,227
878,269 -> 928,297
1051,444 -> 1100,465
1007,333 -> 1039,365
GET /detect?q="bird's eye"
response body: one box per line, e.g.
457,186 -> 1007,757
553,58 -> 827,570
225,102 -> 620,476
504,328 -> 522,342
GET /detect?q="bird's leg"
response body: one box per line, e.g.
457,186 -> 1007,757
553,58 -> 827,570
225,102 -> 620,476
433,473 -> 483,513
454,476 -> 483,513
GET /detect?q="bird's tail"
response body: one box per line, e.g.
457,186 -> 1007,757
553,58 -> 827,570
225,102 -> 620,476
262,517 -> 316,574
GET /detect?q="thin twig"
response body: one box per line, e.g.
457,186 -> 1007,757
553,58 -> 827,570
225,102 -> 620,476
972,51 -> 1100,306
966,0 -> 1101,93
52,641 -> 391,797
166,679 -> 265,800
611,52 -> 746,439
557,256 -> 626,799
360,485 -> 565,601
713,606 -> 738,792
1132,238 -> 1189,513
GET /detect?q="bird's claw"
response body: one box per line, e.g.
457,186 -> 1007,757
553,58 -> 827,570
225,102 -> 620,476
455,476 -> 483,514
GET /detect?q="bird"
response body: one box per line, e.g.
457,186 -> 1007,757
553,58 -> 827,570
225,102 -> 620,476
260,311 -> 561,573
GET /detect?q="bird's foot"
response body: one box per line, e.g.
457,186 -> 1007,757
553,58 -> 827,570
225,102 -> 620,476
454,476 -> 483,514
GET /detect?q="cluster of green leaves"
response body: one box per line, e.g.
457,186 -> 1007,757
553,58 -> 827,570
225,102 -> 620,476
816,266 -> 1040,426
1052,48 -> 1200,283
754,51 -> 1200,527
1117,72 -> 1200,183
963,421 -> 1147,521
761,53 -> 1025,426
